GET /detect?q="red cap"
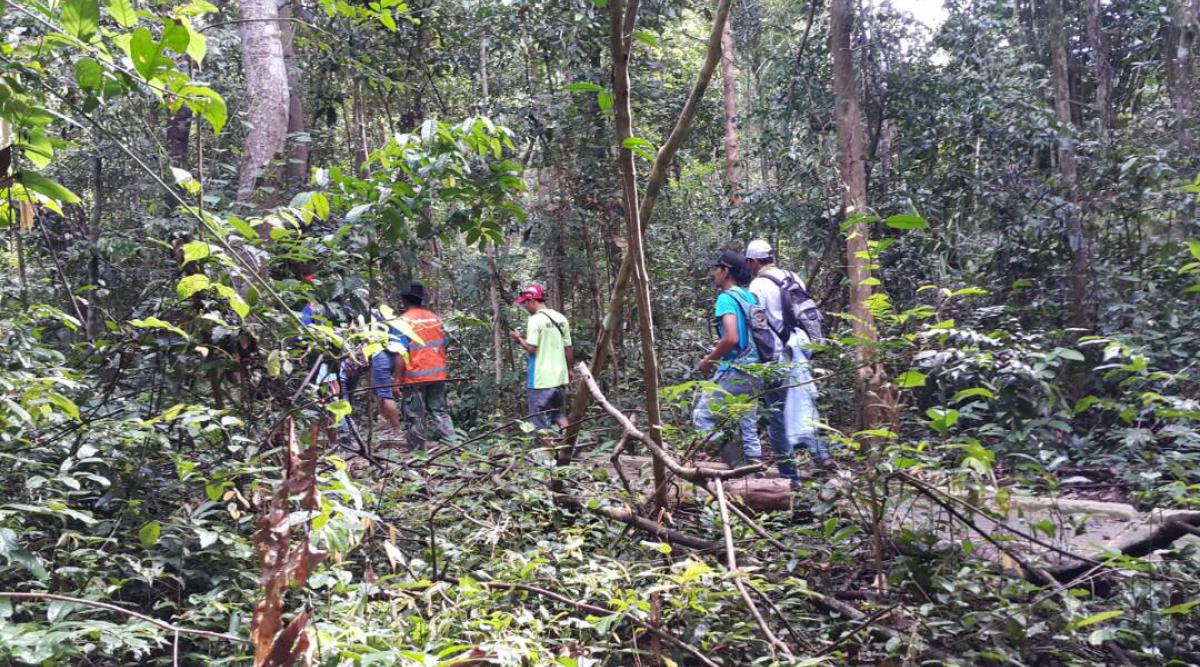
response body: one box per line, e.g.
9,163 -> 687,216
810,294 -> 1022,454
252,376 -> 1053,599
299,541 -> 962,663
515,284 -> 545,304
304,274 -> 316,282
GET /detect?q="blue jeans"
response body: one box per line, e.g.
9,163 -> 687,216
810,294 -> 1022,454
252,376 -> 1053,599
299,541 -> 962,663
762,335 -> 829,468
693,367 -> 761,459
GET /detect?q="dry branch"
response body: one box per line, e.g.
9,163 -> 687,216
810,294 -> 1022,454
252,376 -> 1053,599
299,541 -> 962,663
0,592 -> 247,644
714,479 -> 793,659
554,494 -> 718,551
576,363 -> 765,483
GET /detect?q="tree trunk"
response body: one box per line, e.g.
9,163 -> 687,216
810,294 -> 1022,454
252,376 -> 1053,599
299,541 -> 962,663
236,0 -> 289,207
606,0 -> 671,510
280,3 -> 309,188
86,129 -> 103,340
830,0 -> 894,432
720,11 -> 742,206
1166,0 -> 1200,232
561,0 -> 733,454
352,80 -> 369,176
1046,0 -> 1091,328
1086,0 -> 1113,135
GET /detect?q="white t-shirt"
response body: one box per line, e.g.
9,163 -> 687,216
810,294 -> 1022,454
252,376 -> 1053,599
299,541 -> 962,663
748,267 -> 808,345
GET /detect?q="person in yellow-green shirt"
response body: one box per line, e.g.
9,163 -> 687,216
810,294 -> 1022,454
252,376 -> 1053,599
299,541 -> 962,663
508,284 -> 573,431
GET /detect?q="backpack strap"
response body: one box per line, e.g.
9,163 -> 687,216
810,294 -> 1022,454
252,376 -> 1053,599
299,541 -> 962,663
722,289 -> 757,361
537,310 -> 566,340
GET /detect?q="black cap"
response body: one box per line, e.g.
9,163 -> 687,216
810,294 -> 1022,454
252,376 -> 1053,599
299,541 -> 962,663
710,249 -> 746,270
401,282 -> 427,304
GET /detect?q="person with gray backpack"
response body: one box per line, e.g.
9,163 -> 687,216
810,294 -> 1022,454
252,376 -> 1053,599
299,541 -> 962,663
745,239 -> 833,482
693,250 -> 768,470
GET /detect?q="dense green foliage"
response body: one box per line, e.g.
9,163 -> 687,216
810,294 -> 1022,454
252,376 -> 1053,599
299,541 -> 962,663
1,0 -> 1198,664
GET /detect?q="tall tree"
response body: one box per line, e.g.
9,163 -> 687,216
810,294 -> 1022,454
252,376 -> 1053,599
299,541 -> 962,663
560,0 -> 734,453
1166,0 -> 1200,230
236,0 -> 290,206
1046,0 -> 1091,327
280,3 -> 309,188
606,0 -> 670,510
1086,0 -> 1113,135
720,10 -> 742,205
830,0 -> 893,431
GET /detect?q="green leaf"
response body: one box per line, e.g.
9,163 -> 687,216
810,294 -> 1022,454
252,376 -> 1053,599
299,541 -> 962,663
1159,599 -> 1200,615
1055,348 -> 1086,362
213,284 -> 249,319
597,91 -> 614,112
138,520 -> 161,548
631,30 -> 657,47
564,82 -> 604,93
180,240 -> 210,264
1070,610 -> 1122,630
952,387 -> 995,402
326,399 -> 352,425
21,171 -> 81,205
177,273 -> 211,299
177,85 -> 226,134
44,391 -> 80,420
129,27 -> 163,79
74,57 -> 103,91
130,316 -> 188,339
896,369 -> 927,389
61,0 -> 100,41
161,19 -> 190,53
182,18 -> 207,63
378,10 -> 396,30
884,214 -> 928,230
225,215 -> 258,240
1189,239 -> 1200,260
105,0 -> 136,27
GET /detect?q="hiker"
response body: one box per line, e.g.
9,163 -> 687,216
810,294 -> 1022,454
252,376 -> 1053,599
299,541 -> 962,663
508,284 -> 573,431
744,239 -> 833,477
338,306 -> 405,438
693,250 -> 764,469
394,282 -> 456,448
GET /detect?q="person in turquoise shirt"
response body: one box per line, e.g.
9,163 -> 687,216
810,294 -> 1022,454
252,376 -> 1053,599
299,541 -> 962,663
693,250 -> 763,469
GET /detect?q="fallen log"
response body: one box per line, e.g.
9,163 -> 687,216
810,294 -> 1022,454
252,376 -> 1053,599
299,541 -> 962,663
554,493 -> 719,552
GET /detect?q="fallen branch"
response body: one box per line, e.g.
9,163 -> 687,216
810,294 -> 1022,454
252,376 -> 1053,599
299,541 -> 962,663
0,592 -> 248,644
555,494 -> 719,551
714,479 -> 793,659
482,581 -> 720,667
576,363 -> 765,483
1048,512 -> 1200,582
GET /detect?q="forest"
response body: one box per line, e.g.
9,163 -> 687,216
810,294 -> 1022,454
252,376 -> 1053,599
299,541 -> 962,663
1,0 -> 1199,663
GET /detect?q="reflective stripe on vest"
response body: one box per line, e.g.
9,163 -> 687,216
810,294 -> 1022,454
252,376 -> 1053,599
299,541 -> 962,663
400,307 -> 448,384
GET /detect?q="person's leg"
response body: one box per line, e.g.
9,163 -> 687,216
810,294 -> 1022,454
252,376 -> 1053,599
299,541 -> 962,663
550,387 -> 568,430
784,349 -> 830,465
761,368 -> 797,481
694,369 -> 759,467
723,369 -> 762,463
426,382 -> 456,441
402,385 -> 430,449
527,388 -> 553,431
371,352 -> 402,434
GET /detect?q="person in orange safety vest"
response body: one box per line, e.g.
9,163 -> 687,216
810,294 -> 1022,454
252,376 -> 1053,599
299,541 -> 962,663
394,282 -> 456,448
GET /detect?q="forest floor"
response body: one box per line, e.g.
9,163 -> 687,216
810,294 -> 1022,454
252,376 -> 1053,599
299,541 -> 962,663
348,423 -> 1200,582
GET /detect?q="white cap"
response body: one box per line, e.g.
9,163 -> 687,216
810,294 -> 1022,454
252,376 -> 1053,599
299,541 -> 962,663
745,239 -> 773,260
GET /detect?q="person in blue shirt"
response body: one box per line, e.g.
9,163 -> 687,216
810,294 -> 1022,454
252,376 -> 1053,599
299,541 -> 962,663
693,250 -> 763,470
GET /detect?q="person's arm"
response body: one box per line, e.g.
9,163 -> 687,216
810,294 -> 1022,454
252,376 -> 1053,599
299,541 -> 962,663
699,313 -> 740,374
508,319 -> 538,354
565,346 -> 574,366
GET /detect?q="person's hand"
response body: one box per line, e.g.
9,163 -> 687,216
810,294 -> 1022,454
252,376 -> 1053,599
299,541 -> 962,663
507,329 -> 522,343
698,357 -> 715,375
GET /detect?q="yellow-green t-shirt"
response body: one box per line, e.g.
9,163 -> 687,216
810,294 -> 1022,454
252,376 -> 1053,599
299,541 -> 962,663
525,309 -> 571,389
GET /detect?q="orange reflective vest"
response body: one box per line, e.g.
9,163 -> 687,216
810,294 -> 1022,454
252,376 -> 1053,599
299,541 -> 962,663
399,307 -> 448,384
